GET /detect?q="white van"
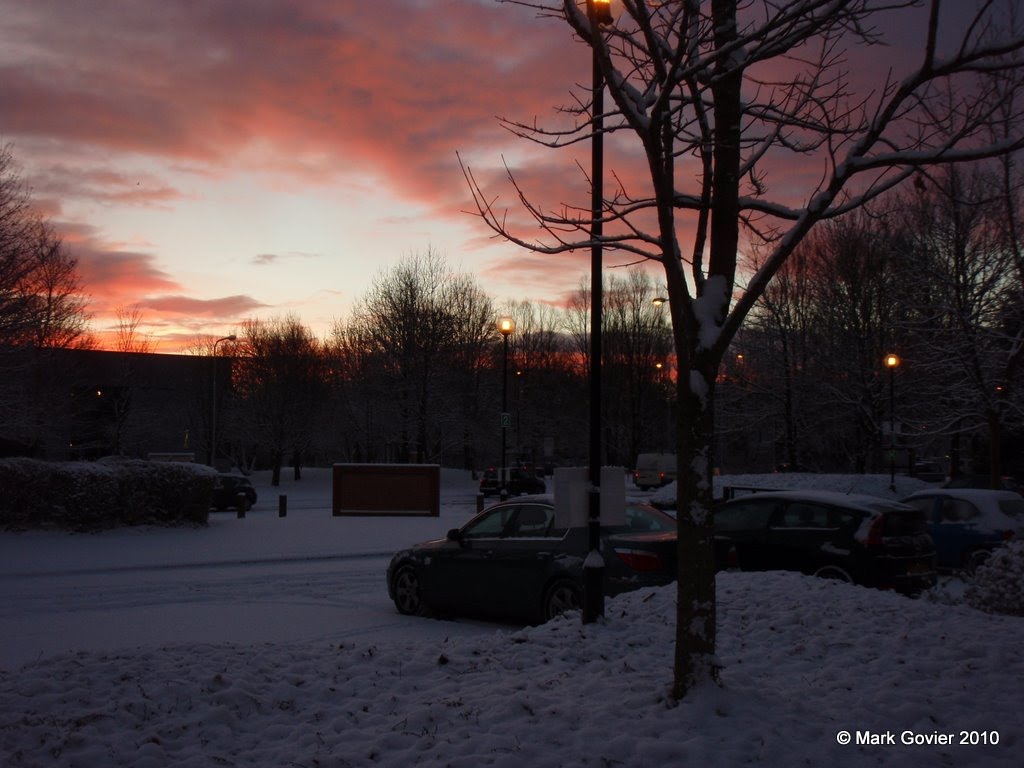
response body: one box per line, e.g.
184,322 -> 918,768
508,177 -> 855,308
633,453 -> 677,490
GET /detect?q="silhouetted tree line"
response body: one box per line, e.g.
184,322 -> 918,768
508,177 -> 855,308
219,170 -> 1022,485
721,165 -> 1024,484
217,252 -> 677,485
1,146 -> 1019,482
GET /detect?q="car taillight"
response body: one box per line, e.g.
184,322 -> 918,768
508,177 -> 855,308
613,548 -> 664,572
866,515 -> 886,547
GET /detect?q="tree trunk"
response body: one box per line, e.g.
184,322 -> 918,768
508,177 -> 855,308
669,0 -> 742,700
672,358 -> 720,699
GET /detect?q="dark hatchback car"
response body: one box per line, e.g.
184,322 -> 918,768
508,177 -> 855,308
210,473 -> 257,511
713,490 -> 936,594
478,467 -> 547,498
387,497 -> 677,624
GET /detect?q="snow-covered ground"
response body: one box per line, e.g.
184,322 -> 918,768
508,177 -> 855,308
1,468 -> 1020,767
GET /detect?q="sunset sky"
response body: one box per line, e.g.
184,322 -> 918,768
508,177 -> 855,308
2,0 -> 610,351
0,1 -> 979,352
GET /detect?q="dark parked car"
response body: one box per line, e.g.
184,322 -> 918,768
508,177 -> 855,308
387,497 -> 677,624
900,488 -> 1024,572
211,473 -> 257,511
911,460 -> 946,483
478,466 -> 547,497
713,490 -> 936,594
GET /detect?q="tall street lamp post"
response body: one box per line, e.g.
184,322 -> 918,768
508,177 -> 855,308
884,353 -> 900,492
584,0 -> 613,624
498,317 -> 515,500
210,334 -> 237,468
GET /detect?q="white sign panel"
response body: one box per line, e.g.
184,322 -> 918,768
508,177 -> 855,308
554,466 -> 626,528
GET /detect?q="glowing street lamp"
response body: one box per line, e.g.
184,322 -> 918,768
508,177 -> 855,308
498,317 -> 516,499
210,334 -> 237,467
591,0 -> 613,25
884,353 -> 900,491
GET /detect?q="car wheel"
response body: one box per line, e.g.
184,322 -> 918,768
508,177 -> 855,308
813,564 -> 853,583
542,579 -> 581,621
965,549 -> 990,574
392,565 -> 427,616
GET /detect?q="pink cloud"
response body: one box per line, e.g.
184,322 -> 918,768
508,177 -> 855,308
50,219 -> 263,342
142,294 -> 268,317
1,2 -> 576,198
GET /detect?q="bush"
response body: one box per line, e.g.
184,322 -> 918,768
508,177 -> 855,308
0,458 -> 216,530
965,542 -> 1024,616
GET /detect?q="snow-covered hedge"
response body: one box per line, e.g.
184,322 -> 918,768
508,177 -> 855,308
965,541 -> 1024,616
0,457 -> 216,530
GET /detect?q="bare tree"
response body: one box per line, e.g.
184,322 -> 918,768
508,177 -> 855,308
894,165 -> 1024,483
788,214 -> 900,471
0,146 -> 91,350
115,305 -> 153,354
343,250 -> 494,464
21,221 -> 92,350
566,269 -> 672,464
0,144 -> 36,345
464,0 -> 1024,699
499,299 -> 585,469
234,316 -> 323,485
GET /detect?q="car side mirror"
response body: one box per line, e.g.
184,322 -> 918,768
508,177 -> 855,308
446,528 -> 463,543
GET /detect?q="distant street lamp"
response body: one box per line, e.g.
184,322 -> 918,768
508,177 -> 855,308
498,317 -> 515,499
210,334 -> 237,467
884,353 -> 900,491
585,0 -> 613,624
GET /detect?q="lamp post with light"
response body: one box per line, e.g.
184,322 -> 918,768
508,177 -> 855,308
584,0 -> 613,624
884,353 -> 900,491
498,317 -> 515,499
210,334 -> 237,467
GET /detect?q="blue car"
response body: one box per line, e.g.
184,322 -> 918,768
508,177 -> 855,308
901,489 -> 1024,572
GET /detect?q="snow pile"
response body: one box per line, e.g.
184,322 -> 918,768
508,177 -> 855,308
966,542 -> 1024,616
2,573 -> 1021,767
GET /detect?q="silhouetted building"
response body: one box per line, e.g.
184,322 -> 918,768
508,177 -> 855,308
0,347 -> 226,462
